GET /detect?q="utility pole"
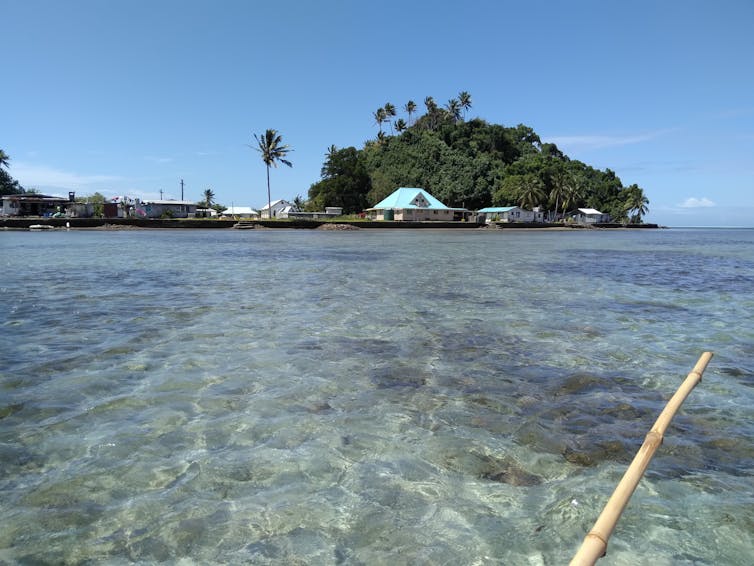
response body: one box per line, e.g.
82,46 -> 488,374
180,179 -> 184,201
160,188 -> 164,199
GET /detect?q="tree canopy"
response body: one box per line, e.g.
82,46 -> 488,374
0,150 -> 26,196
306,93 -> 649,222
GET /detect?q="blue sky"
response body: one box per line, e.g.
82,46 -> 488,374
4,0 -> 753,226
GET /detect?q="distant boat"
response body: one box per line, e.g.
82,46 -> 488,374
29,224 -> 53,230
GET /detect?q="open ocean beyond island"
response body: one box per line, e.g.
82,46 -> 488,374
1,227 -> 753,565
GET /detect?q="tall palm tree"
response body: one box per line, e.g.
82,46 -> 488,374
561,178 -> 584,219
445,98 -> 461,123
549,170 -> 568,222
202,188 -> 215,208
373,107 -> 387,135
624,185 -> 649,223
404,100 -> 416,126
253,129 -> 293,219
458,91 -> 472,119
395,118 -> 407,133
384,102 -> 396,134
0,149 -> 9,170
424,96 -> 438,130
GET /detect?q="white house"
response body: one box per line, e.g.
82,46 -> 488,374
570,208 -> 610,224
221,206 -> 259,218
137,200 -> 197,219
365,187 -> 468,221
477,206 -> 545,223
259,199 -> 295,219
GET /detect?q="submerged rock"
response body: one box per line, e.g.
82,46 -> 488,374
316,223 -> 360,230
442,448 -> 543,486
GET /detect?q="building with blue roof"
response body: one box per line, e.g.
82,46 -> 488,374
366,187 -> 468,221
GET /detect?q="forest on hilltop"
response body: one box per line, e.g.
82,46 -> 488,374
307,95 -> 650,223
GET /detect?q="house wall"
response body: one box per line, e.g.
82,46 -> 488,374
395,208 -> 456,221
142,203 -> 196,218
1,197 -> 69,217
576,213 -> 608,224
1,199 -> 17,216
261,201 -> 292,218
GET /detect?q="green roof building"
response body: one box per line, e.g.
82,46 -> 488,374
366,188 -> 468,221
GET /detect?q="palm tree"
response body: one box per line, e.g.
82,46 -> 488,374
404,100 -> 416,126
384,102 -> 396,134
445,98 -> 461,123
561,178 -> 584,220
252,129 -> 293,219
373,107 -> 387,135
624,185 -> 649,223
549,170 -> 568,222
0,149 -> 9,170
202,188 -> 215,208
394,118 -> 407,133
458,91 -> 472,119
424,96 -> 438,129
518,175 -> 546,210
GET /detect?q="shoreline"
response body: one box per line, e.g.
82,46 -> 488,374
1,217 -> 661,231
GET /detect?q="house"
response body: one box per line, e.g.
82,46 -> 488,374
221,206 -> 259,218
287,206 -> 344,220
569,208 -> 610,224
259,199 -> 294,219
195,207 -> 218,218
477,206 -> 545,223
0,193 -> 72,217
365,187 -> 468,221
276,204 -> 299,219
137,199 -> 197,219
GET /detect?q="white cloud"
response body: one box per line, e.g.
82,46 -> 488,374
546,129 -> 676,151
679,197 -> 716,208
11,162 -> 120,189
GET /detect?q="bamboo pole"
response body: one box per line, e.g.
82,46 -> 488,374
570,352 -> 713,566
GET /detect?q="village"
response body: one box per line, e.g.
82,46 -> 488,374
0,187 -> 614,226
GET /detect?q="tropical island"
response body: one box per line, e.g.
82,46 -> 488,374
304,93 -> 649,224
1,92 -> 650,226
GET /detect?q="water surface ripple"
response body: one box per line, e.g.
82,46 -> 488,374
1,228 -> 753,564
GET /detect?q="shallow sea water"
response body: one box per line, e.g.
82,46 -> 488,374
1,227 -> 753,565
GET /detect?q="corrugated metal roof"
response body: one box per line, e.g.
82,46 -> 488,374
371,188 -> 451,210
224,206 -> 258,215
578,208 -> 604,215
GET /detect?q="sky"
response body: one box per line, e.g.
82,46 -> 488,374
3,0 -> 754,226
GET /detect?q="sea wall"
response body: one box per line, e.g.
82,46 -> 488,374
0,217 -> 659,230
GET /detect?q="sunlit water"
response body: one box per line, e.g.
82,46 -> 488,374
1,227 -> 752,565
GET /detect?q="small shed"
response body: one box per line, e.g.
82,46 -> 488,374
570,208 -> 610,224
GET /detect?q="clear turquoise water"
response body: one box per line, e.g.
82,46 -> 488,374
1,227 -> 752,565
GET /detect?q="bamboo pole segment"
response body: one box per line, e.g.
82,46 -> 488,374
570,351 -> 713,566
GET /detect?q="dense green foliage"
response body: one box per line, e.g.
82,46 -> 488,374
307,96 -> 650,222
0,149 -> 26,196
